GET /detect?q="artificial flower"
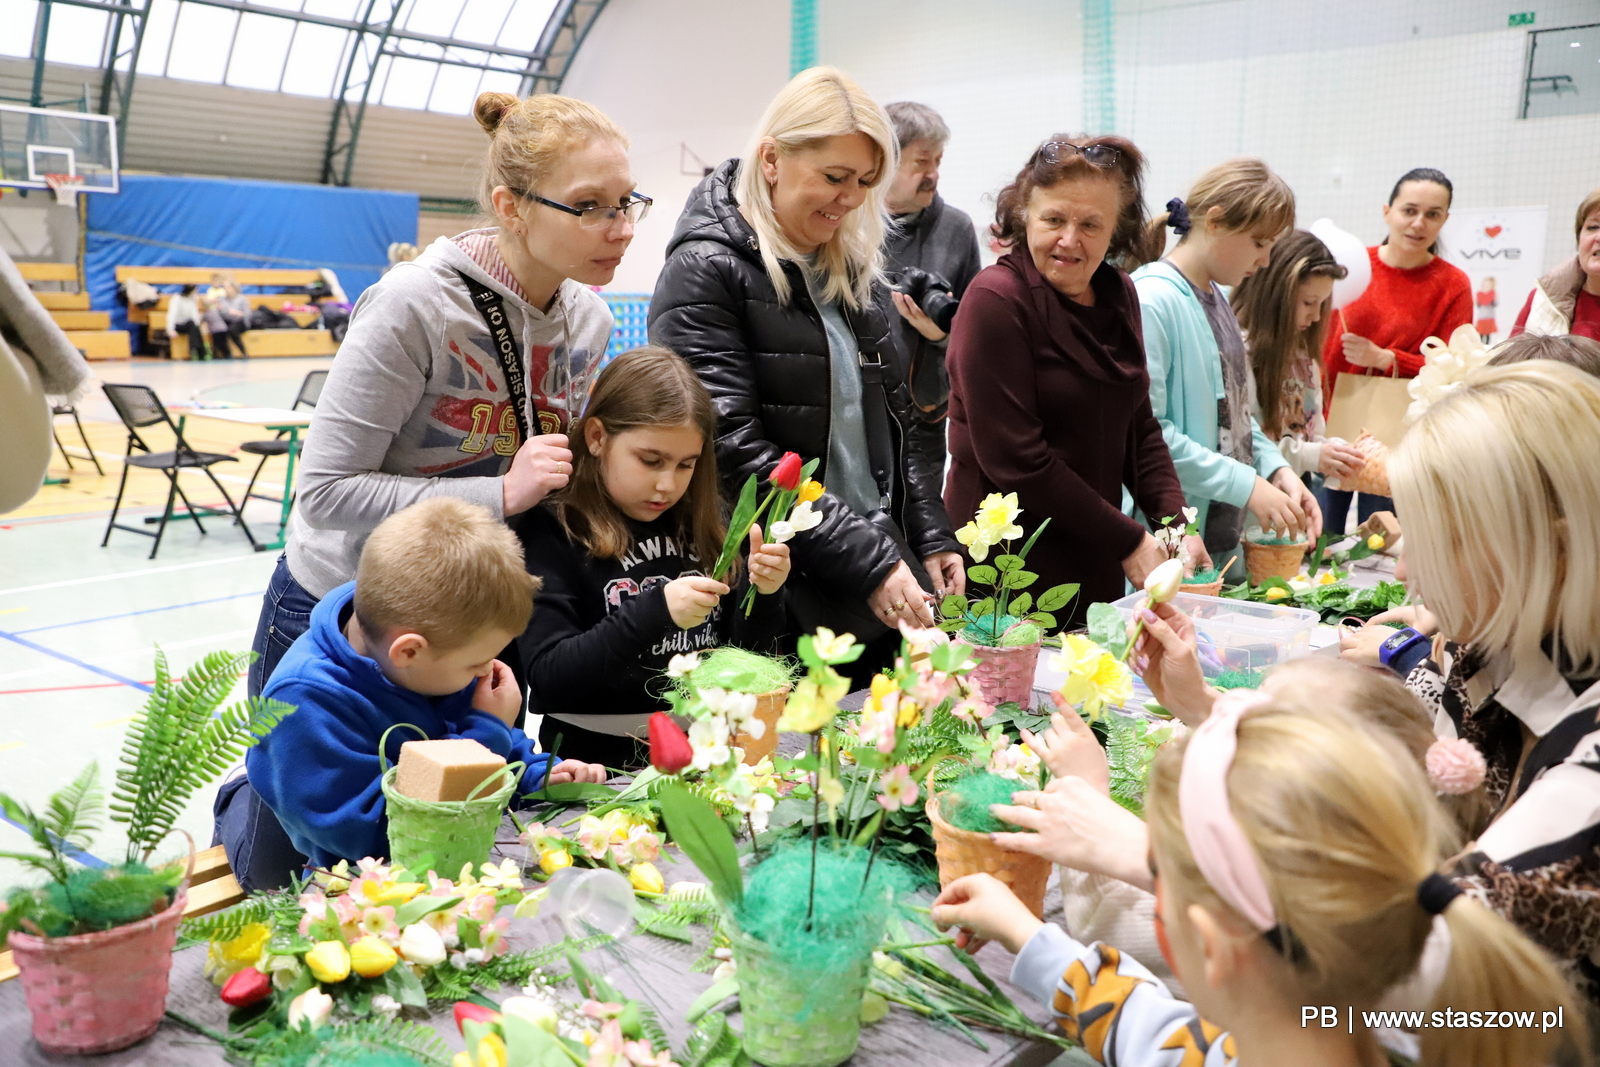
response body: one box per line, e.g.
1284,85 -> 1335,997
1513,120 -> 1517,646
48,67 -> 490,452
647,711 -> 693,774
1265,586 -> 1291,602
220,967 -> 273,1007
471,1034 -> 509,1067
1182,506 -> 1198,527
776,669 -> 848,732
399,921 -> 448,967
687,716 -> 731,771
539,847 -> 574,875
769,451 -> 803,491
798,478 -> 824,503
372,993 -> 402,1018
359,905 -> 399,943
589,1019 -> 629,1067
455,1001 -> 503,1031
1367,533 -> 1386,550
261,953 -> 304,991
1143,558 -> 1186,604
500,995 -> 560,1034
204,921 -> 271,983
350,936 -> 399,978
476,858 -> 524,892
819,775 -> 845,813
711,946 -> 737,983
628,863 -> 665,895
809,628 -> 858,665
665,653 -> 701,679
855,703 -> 898,755
614,823 -> 661,866
876,764 -> 919,812
288,987 -> 334,1031
787,499 -> 823,535
306,939 -> 351,983
989,739 -> 1042,782
513,887 -> 549,919
622,1039 -> 679,1067
954,521 -> 992,562
769,520 -> 796,544
1055,633 -> 1133,720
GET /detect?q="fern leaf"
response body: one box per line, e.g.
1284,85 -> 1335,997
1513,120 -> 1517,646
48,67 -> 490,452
43,762 -> 103,850
176,896 -> 274,945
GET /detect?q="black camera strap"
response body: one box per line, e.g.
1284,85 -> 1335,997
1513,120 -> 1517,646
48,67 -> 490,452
456,270 -> 530,445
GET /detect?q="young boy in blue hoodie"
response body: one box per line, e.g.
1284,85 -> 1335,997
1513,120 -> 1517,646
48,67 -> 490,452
219,497 -> 604,888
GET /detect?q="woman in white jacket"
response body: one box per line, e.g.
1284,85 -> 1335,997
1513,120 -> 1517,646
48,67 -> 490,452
247,89 -> 647,697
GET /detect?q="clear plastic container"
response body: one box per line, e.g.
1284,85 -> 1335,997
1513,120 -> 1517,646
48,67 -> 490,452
543,867 -> 637,940
1112,591 -> 1320,680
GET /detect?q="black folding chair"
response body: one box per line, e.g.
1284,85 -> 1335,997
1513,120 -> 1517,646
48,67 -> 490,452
100,383 -> 259,559
237,369 -> 327,511
50,403 -> 104,475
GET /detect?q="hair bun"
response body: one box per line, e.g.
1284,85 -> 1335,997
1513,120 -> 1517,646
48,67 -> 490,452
474,91 -> 518,136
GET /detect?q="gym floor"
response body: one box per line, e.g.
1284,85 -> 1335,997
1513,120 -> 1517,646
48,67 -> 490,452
0,356 -> 332,887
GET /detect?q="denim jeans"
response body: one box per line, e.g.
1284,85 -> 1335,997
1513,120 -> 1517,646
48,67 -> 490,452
212,775 -> 308,893
248,554 -> 320,698
1318,488 -> 1393,537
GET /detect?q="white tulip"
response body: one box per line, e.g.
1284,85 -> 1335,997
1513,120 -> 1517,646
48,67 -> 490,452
288,987 -> 334,1031
500,995 -> 561,1034
398,922 -> 447,967
1144,558 -> 1186,604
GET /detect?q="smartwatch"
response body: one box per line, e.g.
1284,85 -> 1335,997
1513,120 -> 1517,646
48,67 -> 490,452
1378,626 -> 1430,673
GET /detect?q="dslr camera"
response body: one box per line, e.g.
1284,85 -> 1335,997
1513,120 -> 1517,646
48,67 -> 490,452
890,267 -> 959,333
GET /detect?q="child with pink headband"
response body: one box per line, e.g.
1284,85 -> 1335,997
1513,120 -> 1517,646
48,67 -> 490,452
931,692 -> 1583,1067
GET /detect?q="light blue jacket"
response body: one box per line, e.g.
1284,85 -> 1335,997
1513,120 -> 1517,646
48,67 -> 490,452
1129,260 -> 1287,530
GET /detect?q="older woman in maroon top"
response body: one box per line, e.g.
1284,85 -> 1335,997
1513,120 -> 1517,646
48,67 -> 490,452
945,135 -> 1202,624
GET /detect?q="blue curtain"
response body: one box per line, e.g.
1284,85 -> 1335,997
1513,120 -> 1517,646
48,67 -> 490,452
85,175 -> 417,331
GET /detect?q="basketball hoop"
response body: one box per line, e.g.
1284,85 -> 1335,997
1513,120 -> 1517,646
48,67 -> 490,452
43,173 -> 84,207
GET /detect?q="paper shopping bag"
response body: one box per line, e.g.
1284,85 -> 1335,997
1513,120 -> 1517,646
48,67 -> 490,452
1326,371 -> 1413,448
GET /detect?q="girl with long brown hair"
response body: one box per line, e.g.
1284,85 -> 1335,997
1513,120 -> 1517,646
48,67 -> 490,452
1231,230 -> 1365,483
514,346 -> 793,768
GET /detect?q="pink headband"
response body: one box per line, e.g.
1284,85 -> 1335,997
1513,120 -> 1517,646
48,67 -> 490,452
1178,689 -> 1277,932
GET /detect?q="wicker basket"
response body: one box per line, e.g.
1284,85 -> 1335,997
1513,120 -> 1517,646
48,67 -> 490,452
968,642 -> 1041,708
734,686 -> 789,766
1179,578 -> 1224,597
926,788 -> 1052,918
9,888 -> 187,1055
1244,540 -> 1309,585
730,927 -> 870,1067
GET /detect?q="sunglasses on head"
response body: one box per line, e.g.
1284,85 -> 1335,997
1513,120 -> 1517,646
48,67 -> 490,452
1038,141 -> 1120,168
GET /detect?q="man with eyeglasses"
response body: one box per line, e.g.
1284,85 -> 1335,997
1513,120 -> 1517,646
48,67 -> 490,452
881,102 -> 983,425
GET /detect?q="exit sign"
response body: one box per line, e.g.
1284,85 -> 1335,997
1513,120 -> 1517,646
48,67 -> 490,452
1509,11 -> 1535,26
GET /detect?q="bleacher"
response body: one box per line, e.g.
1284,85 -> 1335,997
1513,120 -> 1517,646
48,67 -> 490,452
116,266 -> 340,360
17,261 -> 131,360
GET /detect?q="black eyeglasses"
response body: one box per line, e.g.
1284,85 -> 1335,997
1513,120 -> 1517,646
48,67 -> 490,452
1038,142 -> 1120,168
513,189 -> 652,229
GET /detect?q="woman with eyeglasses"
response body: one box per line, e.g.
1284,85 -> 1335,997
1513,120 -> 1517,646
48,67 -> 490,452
944,135 -> 1201,626
649,68 -> 961,683
248,91 -> 646,698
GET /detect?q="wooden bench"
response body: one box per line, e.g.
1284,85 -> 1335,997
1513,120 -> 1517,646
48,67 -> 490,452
20,262 -> 131,360
0,845 -> 244,984
129,292 -> 314,326
118,266 -> 339,360
16,261 -> 79,285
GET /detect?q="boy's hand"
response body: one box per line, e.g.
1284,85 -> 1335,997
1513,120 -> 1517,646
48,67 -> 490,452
546,759 -> 607,785
472,659 -> 521,728
930,873 -> 1043,955
747,524 -> 791,595
665,576 -> 729,630
1020,699 -> 1110,795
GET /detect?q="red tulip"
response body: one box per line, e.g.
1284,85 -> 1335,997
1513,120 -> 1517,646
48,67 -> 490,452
454,1000 -> 502,1035
769,452 -> 802,492
648,712 -> 694,774
220,967 -> 273,1008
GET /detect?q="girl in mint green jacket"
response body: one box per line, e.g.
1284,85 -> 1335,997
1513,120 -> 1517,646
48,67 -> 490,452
1131,159 -> 1323,575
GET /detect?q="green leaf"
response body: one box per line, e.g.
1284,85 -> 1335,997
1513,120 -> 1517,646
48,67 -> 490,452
685,975 -> 741,1024
521,781 -> 619,804
1306,531 -> 1332,575
657,781 -> 743,905
1086,602 -> 1131,659
711,475 -> 760,581
966,564 -> 998,586
1025,612 -> 1057,629
1036,583 -> 1079,612
1008,592 -> 1032,616
43,762 -> 102,851
393,893 -> 461,929
382,959 -> 428,1009
1002,569 -> 1038,590
1016,517 -> 1051,558
939,594 -> 965,619
992,555 -> 1023,573
970,596 -> 995,618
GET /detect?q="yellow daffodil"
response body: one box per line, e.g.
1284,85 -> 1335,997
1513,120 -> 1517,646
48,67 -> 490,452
954,520 -> 993,562
349,936 -> 399,978
361,879 -> 425,907
539,848 -> 573,875
1367,533 -> 1385,550
867,672 -> 897,710
973,492 -> 1024,542
1054,634 -> 1132,721
1318,571 -> 1339,585
205,921 -> 272,984
799,479 -> 825,503
305,940 -> 351,984
777,667 -> 849,732
628,862 -> 665,895
809,627 -> 858,664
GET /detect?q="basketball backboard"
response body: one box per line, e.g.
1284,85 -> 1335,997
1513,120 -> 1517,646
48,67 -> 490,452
0,105 -> 119,194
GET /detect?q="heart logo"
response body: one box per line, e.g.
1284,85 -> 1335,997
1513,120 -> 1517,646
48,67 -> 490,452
1484,225 -> 1503,238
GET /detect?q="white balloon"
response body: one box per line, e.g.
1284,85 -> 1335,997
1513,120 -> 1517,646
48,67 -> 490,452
1310,217 -> 1371,311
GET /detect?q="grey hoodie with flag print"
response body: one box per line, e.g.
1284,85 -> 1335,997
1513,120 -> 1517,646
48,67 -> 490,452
285,232 -> 614,599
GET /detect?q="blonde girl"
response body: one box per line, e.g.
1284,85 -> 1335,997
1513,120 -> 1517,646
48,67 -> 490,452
1231,230 -> 1366,484
257,92 -> 639,698
933,695 -> 1586,1067
516,347 -> 792,768
1132,159 -> 1322,580
650,67 -> 961,684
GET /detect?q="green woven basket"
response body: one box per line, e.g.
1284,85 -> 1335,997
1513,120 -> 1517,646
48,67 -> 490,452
378,724 -> 523,879
730,927 -> 870,1067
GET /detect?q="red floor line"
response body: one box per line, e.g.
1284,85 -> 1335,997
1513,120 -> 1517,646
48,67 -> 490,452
0,681 -> 153,696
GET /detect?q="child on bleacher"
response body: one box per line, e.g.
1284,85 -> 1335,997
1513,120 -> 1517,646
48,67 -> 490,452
166,283 -> 207,361
515,346 -> 793,769
217,497 -> 604,889
933,695 -> 1585,1067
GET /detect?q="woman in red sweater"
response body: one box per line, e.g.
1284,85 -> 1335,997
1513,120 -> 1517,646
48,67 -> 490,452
944,135 -> 1198,626
1320,167 -> 1471,528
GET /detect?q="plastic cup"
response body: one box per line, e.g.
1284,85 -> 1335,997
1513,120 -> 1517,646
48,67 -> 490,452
543,867 -> 636,939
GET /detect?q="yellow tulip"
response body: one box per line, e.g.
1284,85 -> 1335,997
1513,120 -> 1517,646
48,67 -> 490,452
1265,587 -> 1291,602
453,1054 -> 474,1067
539,848 -> 573,875
305,939 -> 351,984
349,936 -> 398,978
799,479 -> 824,503
628,862 -> 665,895
896,699 -> 921,728
475,1034 -> 508,1067
1367,533 -> 1385,550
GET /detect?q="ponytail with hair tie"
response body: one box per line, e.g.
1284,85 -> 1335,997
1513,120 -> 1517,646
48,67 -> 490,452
1165,197 -> 1192,236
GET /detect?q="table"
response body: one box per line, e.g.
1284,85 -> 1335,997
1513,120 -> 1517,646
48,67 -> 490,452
0,818 -> 1068,1066
169,406 -> 313,552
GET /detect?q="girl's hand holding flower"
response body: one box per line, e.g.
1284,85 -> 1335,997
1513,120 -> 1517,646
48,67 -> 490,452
665,575 -> 729,629
746,524 -> 791,595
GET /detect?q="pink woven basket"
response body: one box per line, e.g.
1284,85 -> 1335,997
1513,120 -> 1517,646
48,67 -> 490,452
968,642 -> 1041,708
8,887 -> 187,1055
